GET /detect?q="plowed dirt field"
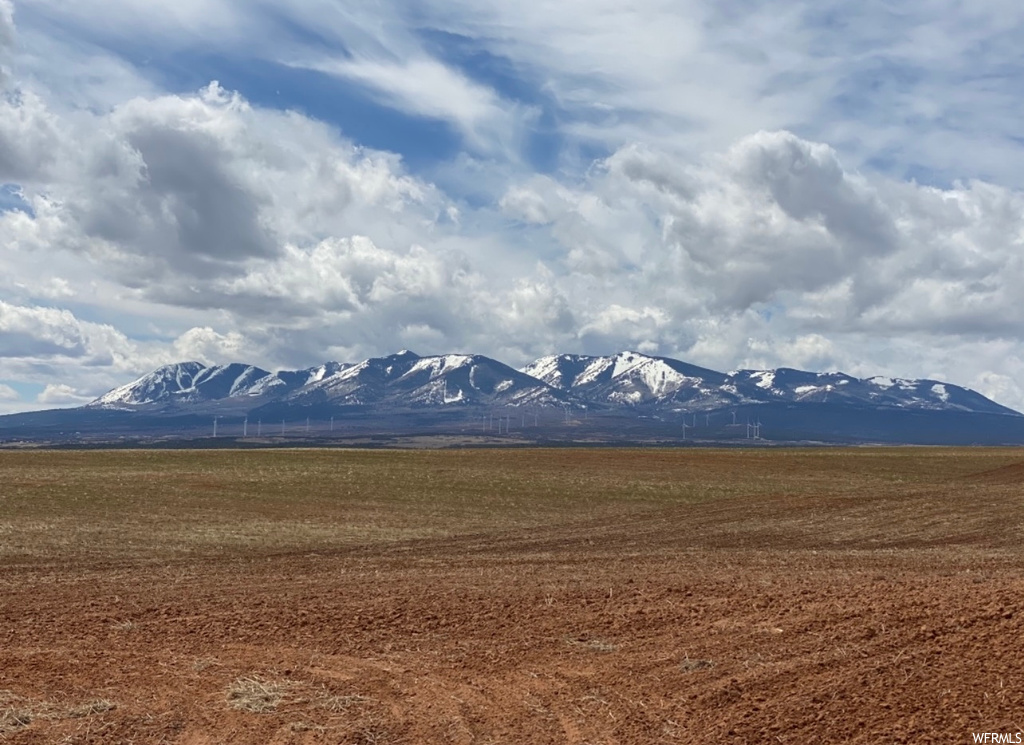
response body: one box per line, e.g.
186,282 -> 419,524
1,448 -> 1022,744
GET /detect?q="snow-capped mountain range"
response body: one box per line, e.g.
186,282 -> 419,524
91,350 -> 1018,417
93,361 -> 352,407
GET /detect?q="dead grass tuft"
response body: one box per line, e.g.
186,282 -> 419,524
357,723 -> 393,744
680,657 -> 715,672
0,707 -> 33,735
65,699 -> 116,718
227,676 -> 287,713
192,656 -> 222,672
0,691 -> 116,734
288,720 -> 327,733
319,693 -> 372,712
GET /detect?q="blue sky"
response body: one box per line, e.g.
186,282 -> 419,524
3,0 -> 1024,413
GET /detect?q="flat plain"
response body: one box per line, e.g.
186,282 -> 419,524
1,447 -> 1022,744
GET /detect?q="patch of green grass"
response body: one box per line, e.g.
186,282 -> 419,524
2,447 -> 1022,565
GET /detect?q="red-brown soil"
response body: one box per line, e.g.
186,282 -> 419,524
1,448 -> 1022,744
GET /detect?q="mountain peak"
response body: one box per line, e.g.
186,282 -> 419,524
93,361 -> 207,407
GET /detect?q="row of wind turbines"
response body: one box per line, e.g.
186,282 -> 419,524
213,416 -> 338,437
681,410 -> 763,440
209,405 -> 765,440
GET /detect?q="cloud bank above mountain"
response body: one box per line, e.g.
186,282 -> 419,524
2,0 -> 1024,414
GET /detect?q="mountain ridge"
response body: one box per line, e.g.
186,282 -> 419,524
3,349 -> 1019,447
88,350 -> 1019,417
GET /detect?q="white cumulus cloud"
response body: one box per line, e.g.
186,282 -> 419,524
37,383 -> 91,405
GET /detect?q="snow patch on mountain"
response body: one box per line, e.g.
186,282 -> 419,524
93,362 -> 206,407
611,352 -> 641,379
407,354 -> 474,378
576,358 -> 616,387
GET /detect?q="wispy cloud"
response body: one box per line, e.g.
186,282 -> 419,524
298,55 -> 527,156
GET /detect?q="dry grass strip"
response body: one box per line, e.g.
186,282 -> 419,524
227,676 -> 288,713
0,690 -> 116,735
